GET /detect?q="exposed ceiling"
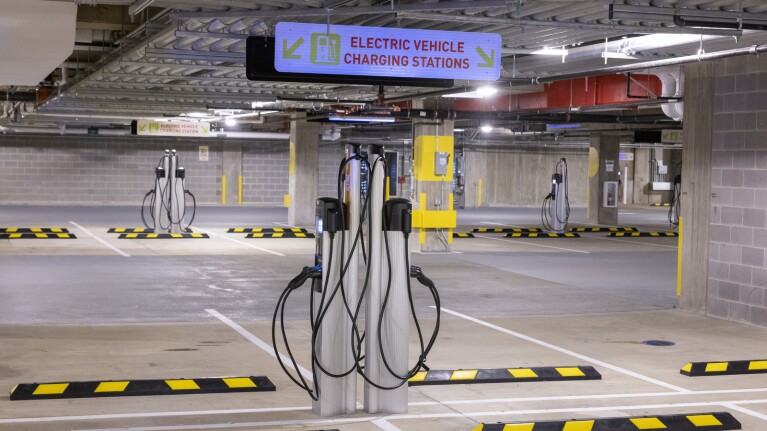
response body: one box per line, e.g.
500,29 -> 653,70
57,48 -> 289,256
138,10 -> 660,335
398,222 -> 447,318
2,0 -> 767,137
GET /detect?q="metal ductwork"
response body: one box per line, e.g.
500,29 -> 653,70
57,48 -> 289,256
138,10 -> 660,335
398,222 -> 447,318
654,68 -> 685,122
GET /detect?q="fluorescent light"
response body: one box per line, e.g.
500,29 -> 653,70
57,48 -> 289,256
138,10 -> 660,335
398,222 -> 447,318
328,116 -> 396,123
225,118 -> 237,127
477,86 -> 497,97
443,86 -> 498,99
186,112 -> 209,118
531,47 -> 568,56
454,128 -> 466,133
480,125 -> 493,133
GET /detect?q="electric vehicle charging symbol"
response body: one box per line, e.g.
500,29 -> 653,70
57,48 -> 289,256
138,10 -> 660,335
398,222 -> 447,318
311,33 -> 341,65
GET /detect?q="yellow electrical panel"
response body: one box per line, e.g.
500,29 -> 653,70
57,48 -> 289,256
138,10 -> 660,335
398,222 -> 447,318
414,135 -> 454,182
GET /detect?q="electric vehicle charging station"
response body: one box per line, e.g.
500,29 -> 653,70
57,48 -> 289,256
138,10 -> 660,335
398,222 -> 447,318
141,149 -> 197,233
542,158 -> 570,233
273,143 -> 440,417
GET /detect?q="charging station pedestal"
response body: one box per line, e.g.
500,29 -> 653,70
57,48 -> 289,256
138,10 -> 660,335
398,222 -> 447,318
149,149 -> 190,233
313,198 -> 356,416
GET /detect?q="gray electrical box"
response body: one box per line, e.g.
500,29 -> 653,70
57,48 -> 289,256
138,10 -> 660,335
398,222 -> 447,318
434,152 -> 449,175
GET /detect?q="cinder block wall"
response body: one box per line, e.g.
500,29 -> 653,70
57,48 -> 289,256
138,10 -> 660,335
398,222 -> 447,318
0,135 -> 341,205
708,54 -> 767,326
463,147 -> 589,207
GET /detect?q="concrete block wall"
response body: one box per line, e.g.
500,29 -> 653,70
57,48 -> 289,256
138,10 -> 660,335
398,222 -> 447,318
463,146 -> 589,207
0,134 -> 341,206
0,135 -> 223,205
708,54 -> 767,326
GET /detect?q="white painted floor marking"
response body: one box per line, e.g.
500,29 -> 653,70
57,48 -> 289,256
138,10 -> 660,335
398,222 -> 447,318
373,418 -> 406,431
61,399 -> 767,431
440,307 -> 690,393
587,235 -> 678,250
71,416 -> 375,431
474,234 -> 590,254
391,398 -> 767,420
273,221 -> 300,228
0,406 -> 312,424
69,221 -> 130,257
206,309 -> 312,379
480,221 -> 525,228
195,228 -> 285,257
721,403 -> 767,422
6,389 -> 767,424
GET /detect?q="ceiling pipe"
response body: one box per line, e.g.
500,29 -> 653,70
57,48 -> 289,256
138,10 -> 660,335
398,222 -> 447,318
673,14 -> 767,32
531,44 -> 767,84
391,41 -> 764,105
357,109 -> 675,124
170,0 -> 513,20
397,11 -> 743,36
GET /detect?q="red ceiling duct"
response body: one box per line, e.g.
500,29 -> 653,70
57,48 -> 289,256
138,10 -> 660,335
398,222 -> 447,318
454,74 -> 662,112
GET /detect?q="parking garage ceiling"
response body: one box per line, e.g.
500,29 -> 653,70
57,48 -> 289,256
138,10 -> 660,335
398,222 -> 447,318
1,0 -> 767,136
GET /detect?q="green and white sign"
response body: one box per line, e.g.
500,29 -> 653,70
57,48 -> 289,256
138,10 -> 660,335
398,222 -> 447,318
275,22 -> 501,81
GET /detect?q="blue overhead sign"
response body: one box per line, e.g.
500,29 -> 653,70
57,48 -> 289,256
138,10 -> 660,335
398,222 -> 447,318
274,22 -> 501,81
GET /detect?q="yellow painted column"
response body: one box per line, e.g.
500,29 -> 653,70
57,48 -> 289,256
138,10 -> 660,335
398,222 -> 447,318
677,216 -> 683,297
238,176 -> 243,205
221,175 -> 227,205
477,178 -> 483,207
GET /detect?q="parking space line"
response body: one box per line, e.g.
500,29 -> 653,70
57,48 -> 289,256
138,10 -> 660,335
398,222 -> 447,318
474,234 -> 589,254
480,221 -> 525,228
195,228 -> 285,257
439,307 -> 689,392
373,418 -> 406,431
587,235 -> 678,249
206,309 -> 312,379
69,221 -> 130,257
53,399 -> 767,430
6,388 -> 767,424
721,403 -> 767,422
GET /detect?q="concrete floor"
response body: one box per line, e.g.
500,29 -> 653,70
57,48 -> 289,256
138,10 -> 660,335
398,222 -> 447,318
1,205 -> 766,431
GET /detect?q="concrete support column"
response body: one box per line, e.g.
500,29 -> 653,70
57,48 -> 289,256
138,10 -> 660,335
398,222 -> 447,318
288,113 -> 320,226
679,62 -> 715,312
587,133 -> 620,225
222,142 -> 242,206
413,118 -> 455,252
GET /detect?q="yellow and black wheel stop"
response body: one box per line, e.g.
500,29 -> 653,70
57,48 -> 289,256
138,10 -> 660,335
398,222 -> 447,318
228,227 -> 308,233
472,412 -> 740,431
651,203 -> 672,207
571,227 -> 637,232
608,232 -> 678,237
246,232 -> 315,238
681,359 -> 767,376
0,233 -> 76,239
505,232 -> 580,238
11,375 -> 275,400
118,233 -> 208,239
0,227 -> 69,233
472,227 -> 541,233
108,228 -> 154,233
408,366 -> 600,386
453,233 -> 475,238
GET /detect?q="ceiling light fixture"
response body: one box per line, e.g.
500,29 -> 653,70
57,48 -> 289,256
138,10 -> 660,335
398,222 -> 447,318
477,86 -> 498,97
532,47 -> 568,63
225,118 -> 237,127
328,116 -> 396,123
480,125 -> 493,133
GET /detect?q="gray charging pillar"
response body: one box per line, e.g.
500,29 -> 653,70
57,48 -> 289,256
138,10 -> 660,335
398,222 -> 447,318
153,150 -> 171,232
169,150 -> 184,233
312,197 -> 356,416
552,158 -> 568,233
